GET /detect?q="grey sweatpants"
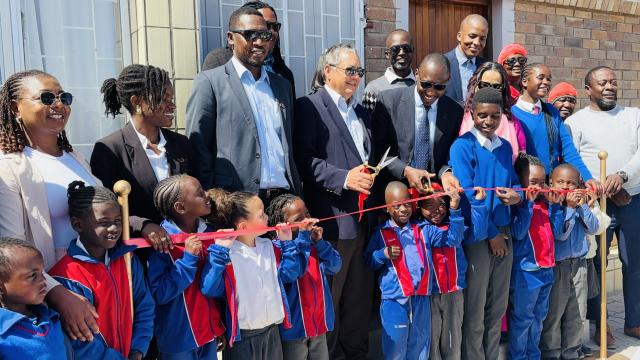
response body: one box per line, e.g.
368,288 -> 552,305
222,324 -> 282,360
461,238 -> 513,360
282,334 -> 329,360
430,291 -> 464,360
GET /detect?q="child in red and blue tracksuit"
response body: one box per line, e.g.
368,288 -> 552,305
147,175 -> 226,359
49,182 -> 154,360
265,194 -> 341,360
509,154 -> 564,360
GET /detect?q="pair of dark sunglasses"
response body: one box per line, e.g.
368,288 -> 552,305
229,29 -> 273,42
388,44 -> 414,56
266,21 -> 282,32
331,65 -> 365,78
420,81 -> 447,91
19,91 -> 73,106
478,81 -> 504,90
503,57 -> 527,67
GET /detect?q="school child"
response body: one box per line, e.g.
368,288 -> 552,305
508,153 -> 564,360
146,174 -> 226,359
540,164 -> 599,359
416,184 -> 467,360
448,87 -> 523,359
0,237 -> 73,360
48,181 -> 154,360
265,194 -> 341,360
200,191 -> 304,360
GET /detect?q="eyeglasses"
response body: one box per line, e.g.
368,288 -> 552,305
478,81 -> 504,90
331,65 -> 365,78
19,91 -> 73,106
266,21 -> 282,32
229,29 -> 273,42
420,81 -> 447,91
503,57 -> 527,67
387,44 -> 414,57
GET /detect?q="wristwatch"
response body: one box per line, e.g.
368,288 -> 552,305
616,170 -> 629,183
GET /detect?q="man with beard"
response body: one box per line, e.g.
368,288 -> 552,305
361,29 -> 415,112
445,14 -> 489,104
186,6 -> 300,206
549,82 -> 578,121
565,66 -> 640,344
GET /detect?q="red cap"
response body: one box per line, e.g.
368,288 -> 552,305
548,82 -> 578,104
498,43 -> 528,65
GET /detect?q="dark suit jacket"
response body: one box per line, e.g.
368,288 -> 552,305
445,47 -> 486,104
90,123 -> 194,224
371,86 -> 464,182
186,60 -> 300,194
294,88 -> 372,241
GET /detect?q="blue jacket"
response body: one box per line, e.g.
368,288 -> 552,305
554,203 -> 599,261
147,220 -> 225,354
512,200 -> 565,271
278,232 -> 341,340
49,241 -> 155,359
0,305 -> 72,360
200,237 -> 302,347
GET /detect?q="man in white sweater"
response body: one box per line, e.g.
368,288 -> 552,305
565,66 -> 640,344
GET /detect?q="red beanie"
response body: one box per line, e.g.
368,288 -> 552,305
498,43 -> 528,65
548,82 -> 578,104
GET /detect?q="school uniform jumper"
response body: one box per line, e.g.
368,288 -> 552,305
448,129 -> 522,360
48,240 -> 155,359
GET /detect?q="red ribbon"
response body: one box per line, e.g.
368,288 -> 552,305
357,167 -> 373,221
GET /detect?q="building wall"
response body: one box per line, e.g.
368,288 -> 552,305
363,0 -> 397,82
514,0 -> 640,108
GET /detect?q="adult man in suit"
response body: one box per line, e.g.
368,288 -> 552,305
372,53 -> 464,194
445,14 -> 489,104
186,6 -> 300,206
294,43 -> 374,360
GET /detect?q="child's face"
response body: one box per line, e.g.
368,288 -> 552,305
2,248 -> 47,307
386,189 -> 412,226
472,103 -> 502,138
283,198 -> 309,238
551,167 -> 580,190
73,202 -> 123,251
239,196 -> 268,234
521,164 -> 547,200
177,177 -> 211,218
523,65 -> 552,100
419,198 -> 447,224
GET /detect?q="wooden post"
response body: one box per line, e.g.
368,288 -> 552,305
113,180 -> 134,315
598,151 -> 608,360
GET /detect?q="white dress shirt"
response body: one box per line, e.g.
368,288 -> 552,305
470,126 -> 503,152
231,57 -> 289,190
325,85 -> 368,162
230,237 -> 285,330
132,124 -> 170,182
515,97 -> 543,115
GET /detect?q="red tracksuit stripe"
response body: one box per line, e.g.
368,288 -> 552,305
432,247 -> 459,293
380,225 -> 430,297
528,201 -> 555,268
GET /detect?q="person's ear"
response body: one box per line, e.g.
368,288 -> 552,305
236,219 -> 248,230
70,217 -> 83,233
10,100 -> 21,121
456,31 -> 463,43
227,32 -> 235,50
173,201 -> 187,215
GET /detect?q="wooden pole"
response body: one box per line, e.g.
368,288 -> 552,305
598,151 -> 608,360
113,180 -> 134,315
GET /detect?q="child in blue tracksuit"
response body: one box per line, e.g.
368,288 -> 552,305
0,237 -> 73,360
200,191 -> 304,360
448,87 -> 523,360
265,194 -> 341,360
509,154 -> 564,360
147,175 -> 226,359
540,164 -> 599,359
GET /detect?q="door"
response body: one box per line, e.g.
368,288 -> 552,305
409,0 -> 492,65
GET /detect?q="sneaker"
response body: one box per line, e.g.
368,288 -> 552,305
624,326 -> 640,339
594,324 -> 617,349
581,345 -> 593,357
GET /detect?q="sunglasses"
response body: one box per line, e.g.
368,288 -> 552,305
503,57 -> 527,67
420,81 -> 447,91
331,65 -> 365,78
478,81 -> 504,90
229,29 -> 273,42
388,44 -> 414,57
19,91 -> 73,106
266,21 -> 282,32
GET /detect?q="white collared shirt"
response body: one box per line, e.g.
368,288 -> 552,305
515,97 -> 543,115
455,46 -> 477,101
413,89 -> 438,166
229,237 -> 285,330
470,126 -> 503,152
231,56 -> 289,190
132,124 -> 169,182
325,85 -> 368,162
384,67 -> 416,85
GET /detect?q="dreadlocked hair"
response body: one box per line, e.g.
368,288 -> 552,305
206,191 -> 258,229
0,70 -> 72,153
265,193 -> 300,239
67,181 -> 118,219
0,237 -> 42,307
101,64 -> 170,118
153,174 -> 190,220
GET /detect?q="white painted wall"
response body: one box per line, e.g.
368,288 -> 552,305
492,0 -> 516,60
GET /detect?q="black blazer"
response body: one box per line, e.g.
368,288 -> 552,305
371,86 -> 463,181
90,122 -> 194,224
445,47 -> 487,104
294,87 -> 371,241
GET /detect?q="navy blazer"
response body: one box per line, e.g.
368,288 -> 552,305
445,47 -> 486,104
294,87 -> 372,241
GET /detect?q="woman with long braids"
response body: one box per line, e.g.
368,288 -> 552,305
0,69 -> 168,344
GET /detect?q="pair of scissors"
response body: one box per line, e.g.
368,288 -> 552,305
363,147 -> 398,177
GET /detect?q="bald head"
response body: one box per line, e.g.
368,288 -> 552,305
418,53 -> 450,76
385,29 -> 412,48
457,14 -> 489,59
459,14 -> 488,32
385,181 -> 409,204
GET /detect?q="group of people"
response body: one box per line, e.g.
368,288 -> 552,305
0,1 -> 639,360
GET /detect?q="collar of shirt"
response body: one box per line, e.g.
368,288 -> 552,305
166,218 -> 208,234
515,97 -> 543,114
263,54 -> 275,73
414,88 -> 439,112
470,126 -> 503,151
132,123 -> 166,153
231,56 -> 269,84
76,238 -> 110,266
325,84 -> 356,112
389,219 -> 412,233
384,67 -> 416,85
455,46 -> 475,67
